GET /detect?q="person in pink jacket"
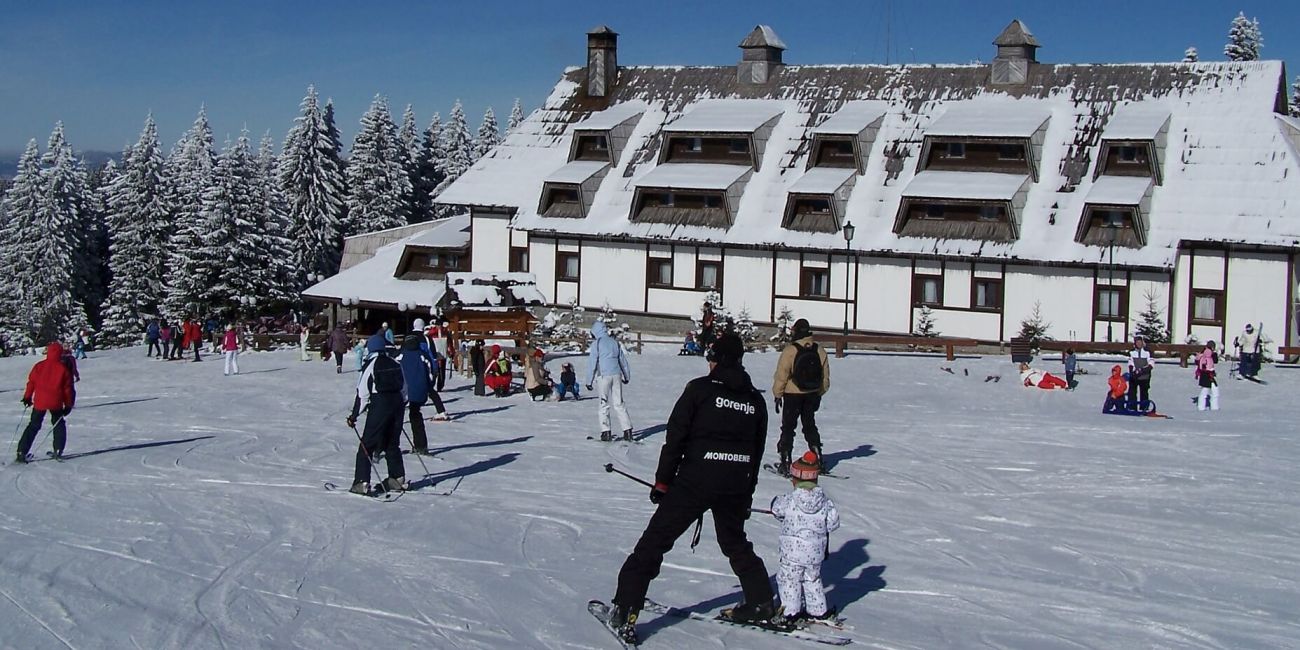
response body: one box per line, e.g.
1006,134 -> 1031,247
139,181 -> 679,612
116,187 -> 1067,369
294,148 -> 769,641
1194,340 -> 1220,411
222,324 -> 240,376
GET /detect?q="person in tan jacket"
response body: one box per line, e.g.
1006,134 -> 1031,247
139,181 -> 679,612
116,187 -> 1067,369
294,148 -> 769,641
771,318 -> 830,476
524,347 -> 553,401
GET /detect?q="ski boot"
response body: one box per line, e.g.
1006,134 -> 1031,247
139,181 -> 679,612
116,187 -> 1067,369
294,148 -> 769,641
777,452 -> 792,477
607,603 -> 640,645
599,431 -> 613,442
411,447 -> 429,456
348,481 -> 369,495
805,606 -> 839,623
382,477 -> 409,492
813,445 -> 826,474
726,599 -> 778,624
622,429 -> 634,442
14,453 -> 28,465
431,412 -> 450,422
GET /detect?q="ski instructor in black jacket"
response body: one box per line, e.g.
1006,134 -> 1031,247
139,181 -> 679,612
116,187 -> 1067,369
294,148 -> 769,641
606,332 -> 775,643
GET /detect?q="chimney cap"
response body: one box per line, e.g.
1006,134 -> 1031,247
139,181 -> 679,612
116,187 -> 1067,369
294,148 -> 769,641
993,19 -> 1039,47
588,25 -> 619,36
740,25 -> 787,50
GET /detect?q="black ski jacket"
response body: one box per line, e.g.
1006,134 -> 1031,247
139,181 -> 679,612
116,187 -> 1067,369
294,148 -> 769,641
655,364 -> 767,497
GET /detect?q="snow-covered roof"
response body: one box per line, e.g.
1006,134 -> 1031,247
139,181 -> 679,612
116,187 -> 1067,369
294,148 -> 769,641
1084,176 -> 1153,206
662,100 -> 784,133
902,171 -> 1028,201
573,101 -> 646,131
545,160 -> 609,184
814,101 -> 888,136
789,167 -> 856,195
303,239 -> 443,308
635,163 -> 750,190
404,213 -> 471,249
926,103 -> 1050,138
445,272 -> 546,307
436,60 -> 1300,269
1103,107 -> 1171,140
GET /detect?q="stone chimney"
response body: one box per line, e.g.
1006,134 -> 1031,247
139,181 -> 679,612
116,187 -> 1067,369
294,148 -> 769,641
738,25 -> 786,84
991,19 -> 1040,85
586,25 -> 618,98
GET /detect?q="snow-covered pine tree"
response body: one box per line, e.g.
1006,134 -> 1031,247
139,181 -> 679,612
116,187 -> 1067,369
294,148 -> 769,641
508,98 -> 525,133
414,112 -> 446,221
101,115 -> 172,345
398,104 -> 430,223
769,305 -> 795,347
474,106 -> 501,160
343,95 -> 412,236
1224,12 -> 1262,62
279,86 -> 346,289
596,302 -> 635,345
913,305 -> 940,337
82,158 -> 116,328
205,133 -> 269,320
257,132 -> 297,308
163,107 -> 217,319
41,123 -> 98,330
0,141 -> 46,349
532,299 -> 586,350
733,308 -> 761,348
1182,46 -> 1199,63
1291,76 -> 1300,118
437,101 -> 475,194
1133,290 -> 1169,344
1017,300 -> 1053,342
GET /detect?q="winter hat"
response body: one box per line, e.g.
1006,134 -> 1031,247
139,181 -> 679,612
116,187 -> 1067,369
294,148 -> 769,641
708,332 -> 745,367
790,450 -> 820,481
413,318 -> 426,331
791,318 -> 812,340
1245,323 -> 1255,332
226,324 -> 233,331
366,332 -> 388,353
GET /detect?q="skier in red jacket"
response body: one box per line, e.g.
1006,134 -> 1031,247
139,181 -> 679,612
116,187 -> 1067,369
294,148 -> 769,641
16,342 -> 76,463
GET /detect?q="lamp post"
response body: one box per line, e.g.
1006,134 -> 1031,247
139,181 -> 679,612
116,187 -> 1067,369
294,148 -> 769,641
842,220 -> 856,337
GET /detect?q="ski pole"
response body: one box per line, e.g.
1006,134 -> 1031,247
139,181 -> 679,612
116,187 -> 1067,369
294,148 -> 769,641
349,423 -> 382,486
9,405 -> 30,458
398,425 -> 432,479
603,464 -> 772,514
29,411 -> 68,459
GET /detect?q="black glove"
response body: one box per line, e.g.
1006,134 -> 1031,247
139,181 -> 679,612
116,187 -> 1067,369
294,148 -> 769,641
585,384 -> 593,392
21,397 -> 32,408
345,415 -> 357,429
649,482 -> 669,504
621,378 -> 629,385
773,397 -> 782,413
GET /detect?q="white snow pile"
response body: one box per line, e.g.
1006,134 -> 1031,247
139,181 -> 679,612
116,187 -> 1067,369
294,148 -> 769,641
0,347 -> 1296,648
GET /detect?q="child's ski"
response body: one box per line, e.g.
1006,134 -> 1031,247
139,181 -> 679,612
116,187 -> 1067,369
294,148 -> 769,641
763,463 -> 848,480
641,599 -> 851,646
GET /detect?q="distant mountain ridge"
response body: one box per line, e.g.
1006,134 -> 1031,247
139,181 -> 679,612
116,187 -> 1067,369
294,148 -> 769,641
0,150 -> 119,179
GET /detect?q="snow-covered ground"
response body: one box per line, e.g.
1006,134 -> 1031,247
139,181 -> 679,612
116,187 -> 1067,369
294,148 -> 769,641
0,345 -> 1297,649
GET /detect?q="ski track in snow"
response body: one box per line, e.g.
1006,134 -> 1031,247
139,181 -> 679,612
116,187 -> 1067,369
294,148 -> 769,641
0,348 -> 1298,648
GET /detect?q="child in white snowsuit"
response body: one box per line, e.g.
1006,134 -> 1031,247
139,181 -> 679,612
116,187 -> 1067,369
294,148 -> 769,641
770,450 -> 840,622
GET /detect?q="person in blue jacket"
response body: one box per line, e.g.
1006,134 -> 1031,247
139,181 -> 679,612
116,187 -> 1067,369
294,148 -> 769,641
587,321 -> 632,441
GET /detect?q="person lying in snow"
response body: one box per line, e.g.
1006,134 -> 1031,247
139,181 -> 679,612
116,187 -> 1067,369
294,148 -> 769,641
1018,362 -> 1068,390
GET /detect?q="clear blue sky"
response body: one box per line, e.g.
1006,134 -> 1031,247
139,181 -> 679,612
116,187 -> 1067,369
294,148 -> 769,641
1,1 -> 1295,155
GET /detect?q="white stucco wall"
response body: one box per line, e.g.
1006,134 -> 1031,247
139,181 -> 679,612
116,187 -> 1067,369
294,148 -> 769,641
529,240 -> 557,303
1004,266 -> 1095,342
856,258 -> 911,334
470,214 -> 511,272
723,250 -> 774,322
1226,252 -> 1289,345
580,241 -> 645,312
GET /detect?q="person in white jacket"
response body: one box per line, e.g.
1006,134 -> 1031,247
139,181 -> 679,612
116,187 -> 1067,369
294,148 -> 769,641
770,450 -> 841,623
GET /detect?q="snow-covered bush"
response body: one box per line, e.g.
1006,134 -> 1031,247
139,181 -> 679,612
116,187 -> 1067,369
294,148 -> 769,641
913,305 -> 940,337
1133,290 -> 1169,344
596,302 -> 637,347
1017,301 -> 1053,342
769,306 -> 795,348
531,299 -> 586,351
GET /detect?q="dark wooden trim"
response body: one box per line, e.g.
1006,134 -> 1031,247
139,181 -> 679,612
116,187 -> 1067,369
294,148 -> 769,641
1185,247 -> 1195,341
556,249 -> 581,282
642,243 -> 650,312
1092,283 -> 1129,323
646,255 -> 674,289
969,276 -> 1004,313
696,258 -> 724,293
1219,250 -> 1230,344
911,269 -> 944,307
797,253 -> 832,299
1287,254 -> 1296,348
852,252 -> 861,331
908,258 -> 916,333
998,263 -> 1007,341
774,293 -> 851,304
770,250 -> 778,322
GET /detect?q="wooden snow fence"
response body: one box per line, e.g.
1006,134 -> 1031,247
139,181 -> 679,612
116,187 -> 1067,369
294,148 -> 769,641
1276,346 -> 1300,363
1036,340 -> 1202,368
823,334 -> 979,361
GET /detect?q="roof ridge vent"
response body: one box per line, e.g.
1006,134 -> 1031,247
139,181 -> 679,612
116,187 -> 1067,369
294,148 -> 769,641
738,25 -> 785,85
991,19 -> 1038,85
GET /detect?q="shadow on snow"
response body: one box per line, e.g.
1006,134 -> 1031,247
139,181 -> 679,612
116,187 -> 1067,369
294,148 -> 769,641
408,452 -> 520,494
58,435 -> 216,461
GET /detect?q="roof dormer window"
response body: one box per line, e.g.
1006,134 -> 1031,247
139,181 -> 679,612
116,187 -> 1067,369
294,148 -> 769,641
1117,145 -> 1138,162
945,142 -> 966,159
811,137 -> 858,169
658,100 -> 784,170
997,144 -> 1025,160
729,138 -> 749,154
574,134 -> 611,162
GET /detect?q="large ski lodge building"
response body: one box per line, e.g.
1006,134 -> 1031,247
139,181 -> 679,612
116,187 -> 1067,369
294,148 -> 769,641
435,21 -> 1300,347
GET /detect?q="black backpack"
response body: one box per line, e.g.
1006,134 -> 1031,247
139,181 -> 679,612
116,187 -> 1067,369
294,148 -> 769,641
791,342 -> 823,391
367,353 -> 405,394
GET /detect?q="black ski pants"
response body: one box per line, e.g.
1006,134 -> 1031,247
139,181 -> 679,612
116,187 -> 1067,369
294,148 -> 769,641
192,340 -> 202,361
778,392 -> 822,459
353,395 -> 405,484
17,409 -> 69,458
408,403 -> 427,451
1127,378 -> 1151,411
613,487 -> 773,611
147,340 -> 161,357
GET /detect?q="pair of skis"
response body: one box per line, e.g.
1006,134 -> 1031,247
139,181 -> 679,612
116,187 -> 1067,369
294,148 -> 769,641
588,598 -> 851,647
763,463 -> 849,480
